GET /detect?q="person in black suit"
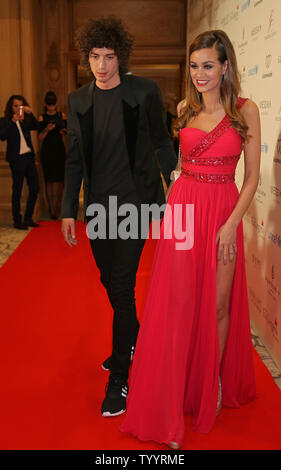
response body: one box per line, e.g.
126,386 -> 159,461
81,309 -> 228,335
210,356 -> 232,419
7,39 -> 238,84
61,17 -> 176,417
0,95 -> 40,229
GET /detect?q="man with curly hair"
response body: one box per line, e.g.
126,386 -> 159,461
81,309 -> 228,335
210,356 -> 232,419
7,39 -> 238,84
61,17 -> 176,417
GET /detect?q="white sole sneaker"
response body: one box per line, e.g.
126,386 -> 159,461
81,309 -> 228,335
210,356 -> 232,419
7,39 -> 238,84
102,409 -> 126,417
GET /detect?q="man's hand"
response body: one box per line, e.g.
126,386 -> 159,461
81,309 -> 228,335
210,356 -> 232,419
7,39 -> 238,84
23,106 -> 32,114
61,218 -> 78,247
12,113 -> 21,123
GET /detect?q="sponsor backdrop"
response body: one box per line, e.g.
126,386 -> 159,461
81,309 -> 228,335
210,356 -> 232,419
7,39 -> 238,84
187,0 -> 281,368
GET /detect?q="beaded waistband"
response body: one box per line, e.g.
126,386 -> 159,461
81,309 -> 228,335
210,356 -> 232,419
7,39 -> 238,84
182,154 -> 240,166
181,168 -> 235,184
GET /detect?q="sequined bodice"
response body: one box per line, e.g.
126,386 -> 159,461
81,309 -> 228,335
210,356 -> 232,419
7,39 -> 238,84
179,103 -> 245,184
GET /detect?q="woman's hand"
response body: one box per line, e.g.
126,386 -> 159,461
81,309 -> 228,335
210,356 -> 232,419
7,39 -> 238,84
38,119 -> 55,142
216,222 -> 238,264
46,123 -> 56,132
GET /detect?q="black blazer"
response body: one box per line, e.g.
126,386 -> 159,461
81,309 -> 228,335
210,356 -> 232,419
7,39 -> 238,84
61,74 -> 177,219
0,113 -> 38,163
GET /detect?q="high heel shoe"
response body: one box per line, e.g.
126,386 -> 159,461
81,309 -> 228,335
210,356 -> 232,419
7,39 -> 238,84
168,441 -> 181,450
216,376 -> 222,416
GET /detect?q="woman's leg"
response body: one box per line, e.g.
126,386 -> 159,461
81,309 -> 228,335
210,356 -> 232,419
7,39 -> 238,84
216,254 -> 237,363
45,181 -> 56,218
54,181 -> 64,218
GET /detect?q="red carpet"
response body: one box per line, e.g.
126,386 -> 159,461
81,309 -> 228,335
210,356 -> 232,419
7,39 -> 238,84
0,221 -> 281,450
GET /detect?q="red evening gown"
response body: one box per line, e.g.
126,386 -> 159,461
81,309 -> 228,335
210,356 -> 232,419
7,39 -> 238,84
120,98 -> 256,446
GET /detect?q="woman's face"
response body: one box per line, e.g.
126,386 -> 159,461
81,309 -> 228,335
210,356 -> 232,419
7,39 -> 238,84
46,103 -> 57,113
189,46 -> 228,94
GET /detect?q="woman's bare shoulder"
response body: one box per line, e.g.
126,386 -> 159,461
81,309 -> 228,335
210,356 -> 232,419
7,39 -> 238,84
240,99 -> 259,119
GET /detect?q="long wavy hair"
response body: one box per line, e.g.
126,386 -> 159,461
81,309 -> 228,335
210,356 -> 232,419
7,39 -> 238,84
174,30 -> 248,141
4,95 -> 29,120
75,16 -> 134,76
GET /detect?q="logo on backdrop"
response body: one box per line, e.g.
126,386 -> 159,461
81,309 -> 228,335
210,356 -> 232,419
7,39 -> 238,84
261,142 -> 269,153
268,9 -> 274,32
248,65 -> 258,77
251,24 -> 262,36
221,4 -> 239,27
252,253 -> 261,268
265,54 -> 272,68
259,100 -> 271,109
263,307 -> 279,342
254,0 -> 263,7
249,287 -> 262,314
271,185 -> 281,204
251,24 -> 262,39
259,100 -> 271,116
268,232 -> 281,249
265,266 -> 280,304
241,0 -> 251,12
238,26 -> 248,54
256,174 -> 266,204
265,9 -> 276,40
276,104 -> 281,122
244,212 -> 265,240
262,54 -> 273,79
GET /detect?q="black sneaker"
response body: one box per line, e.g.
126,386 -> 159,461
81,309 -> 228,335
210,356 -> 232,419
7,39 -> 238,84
101,345 -> 135,371
14,221 -> 28,230
102,356 -> 112,371
24,219 -> 40,227
101,377 -> 128,417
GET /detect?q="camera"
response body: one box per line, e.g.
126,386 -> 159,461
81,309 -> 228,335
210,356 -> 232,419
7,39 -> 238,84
18,106 -> 24,118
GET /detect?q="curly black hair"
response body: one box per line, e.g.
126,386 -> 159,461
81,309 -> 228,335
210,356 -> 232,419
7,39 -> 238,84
75,16 -> 134,76
4,95 -> 29,120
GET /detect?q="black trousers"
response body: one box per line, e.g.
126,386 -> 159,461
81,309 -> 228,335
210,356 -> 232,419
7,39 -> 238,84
9,154 -> 39,223
88,213 -> 147,381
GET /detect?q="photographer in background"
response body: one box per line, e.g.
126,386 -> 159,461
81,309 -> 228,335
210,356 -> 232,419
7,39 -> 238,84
0,95 -> 39,229
38,91 -> 66,220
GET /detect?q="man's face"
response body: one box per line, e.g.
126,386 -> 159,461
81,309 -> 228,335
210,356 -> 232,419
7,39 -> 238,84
12,99 -> 23,115
89,48 -> 120,89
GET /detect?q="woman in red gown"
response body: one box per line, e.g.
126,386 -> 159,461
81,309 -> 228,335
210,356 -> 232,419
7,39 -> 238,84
120,30 -> 260,449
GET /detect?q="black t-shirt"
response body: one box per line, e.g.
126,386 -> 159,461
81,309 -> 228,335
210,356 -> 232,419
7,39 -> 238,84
89,84 -> 139,208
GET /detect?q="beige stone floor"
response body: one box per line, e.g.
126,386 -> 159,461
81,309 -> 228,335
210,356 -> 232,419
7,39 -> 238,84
1,223 -> 281,390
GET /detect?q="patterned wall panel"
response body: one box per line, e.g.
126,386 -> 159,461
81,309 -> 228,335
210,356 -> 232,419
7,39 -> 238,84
186,0 -> 281,370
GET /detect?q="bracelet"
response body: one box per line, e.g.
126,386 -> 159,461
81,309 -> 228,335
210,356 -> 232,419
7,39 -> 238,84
170,170 -> 181,182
